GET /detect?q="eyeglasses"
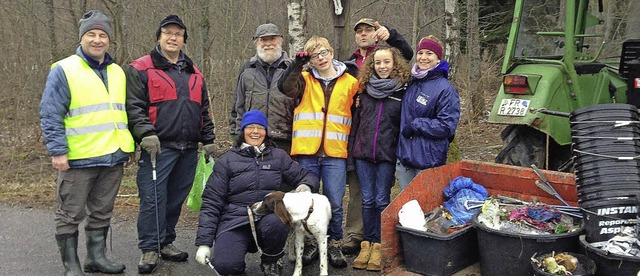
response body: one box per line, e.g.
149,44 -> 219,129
310,50 -> 331,61
245,125 -> 266,131
161,30 -> 184,38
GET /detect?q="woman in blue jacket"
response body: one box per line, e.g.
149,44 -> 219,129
194,110 -> 319,276
350,46 -> 411,271
396,36 -> 460,190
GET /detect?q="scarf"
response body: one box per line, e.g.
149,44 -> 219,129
366,76 -> 403,99
240,142 -> 266,156
411,63 -> 432,79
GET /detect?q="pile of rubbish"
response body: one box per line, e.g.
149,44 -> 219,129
399,176 -> 488,235
531,251 -> 587,275
476,197 -> 582,235
589,227 -> 640,257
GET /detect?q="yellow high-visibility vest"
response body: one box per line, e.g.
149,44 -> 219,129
55,55 -> 135,160
290,71 -> 359,158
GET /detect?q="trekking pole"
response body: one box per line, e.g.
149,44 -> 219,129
205,257 -> 222,276
151,156 -> 162,258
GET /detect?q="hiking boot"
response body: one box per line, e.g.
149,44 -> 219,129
341,234 -> 363,255
260,259 -> 283,276
366,242 -> 382,271
301,242 -> 319,266
137,251 -> 158,274
328,239 -> 347,268
351,241 -> 371,269
160,243 -> 189,262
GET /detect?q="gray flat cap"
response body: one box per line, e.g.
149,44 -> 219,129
254,23 -> 282,39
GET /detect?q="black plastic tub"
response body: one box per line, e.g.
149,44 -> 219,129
579,235 -> 640,276
570,103 -> 640,121
577,183 -> 640,195
578,189 -> 640,202
575,158 -> 640,171
531,251 -> 596,276
396,224 -> 478,276
473,214 -> 583,276
580,197 -> 637,242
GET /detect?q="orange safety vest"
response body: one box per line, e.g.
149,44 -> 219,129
290,71 -> 359,158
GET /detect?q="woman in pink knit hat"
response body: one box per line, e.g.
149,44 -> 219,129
396,36 -> 461,190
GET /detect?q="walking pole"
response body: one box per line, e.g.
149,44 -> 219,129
151,155 -> 162,258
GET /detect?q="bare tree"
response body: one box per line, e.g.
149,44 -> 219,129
444,0 -> 460,76
287,0 -> 307,56
467,0 -> 483,119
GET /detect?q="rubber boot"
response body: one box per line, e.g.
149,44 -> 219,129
366,242 -> 382,271
351,241 -> 371,269
56,232 -> 85,276
84,227 -> 125,274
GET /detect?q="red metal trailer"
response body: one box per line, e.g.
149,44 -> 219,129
381,160 -> 578,274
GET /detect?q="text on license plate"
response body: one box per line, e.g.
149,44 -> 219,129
498,99 -> 529,116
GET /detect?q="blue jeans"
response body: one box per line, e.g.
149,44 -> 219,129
137,147 -> 197,252
297,156 -> 346,241
355,159 -> 395,242
396,160 -> 421,190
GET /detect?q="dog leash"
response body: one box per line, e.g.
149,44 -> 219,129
247,207 -> 285,257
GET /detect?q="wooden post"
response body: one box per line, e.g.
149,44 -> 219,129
332,0 -> 349,60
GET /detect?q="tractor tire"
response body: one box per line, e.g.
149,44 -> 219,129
495,125 -> 571,171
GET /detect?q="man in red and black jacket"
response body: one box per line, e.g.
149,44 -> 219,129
125,14 -> 215,274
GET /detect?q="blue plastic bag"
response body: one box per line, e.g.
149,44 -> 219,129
443,176 -> 488,226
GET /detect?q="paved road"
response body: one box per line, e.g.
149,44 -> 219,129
0,204 -> 369,276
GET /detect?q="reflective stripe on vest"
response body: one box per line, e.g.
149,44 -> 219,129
290,71 -> 358,158
55,55 -> 135,160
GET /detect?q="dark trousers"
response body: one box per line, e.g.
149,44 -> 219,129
212,214 -> 288,275
136,148 -> 197,252
55,165 -> 124,236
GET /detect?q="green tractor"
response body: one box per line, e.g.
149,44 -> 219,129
489,0 -> 640,171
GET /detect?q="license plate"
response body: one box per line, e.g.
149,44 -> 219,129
498,99 -> 530,116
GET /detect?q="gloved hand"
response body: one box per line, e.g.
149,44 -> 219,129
295,184 -> 311,193
140,135 -> 161,164
195,245 -> 211,265
203,144 -> 216,161
401,123 -> 415,138
295,51 -> 311,66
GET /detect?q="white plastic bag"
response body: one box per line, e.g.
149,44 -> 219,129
398,200 -> 427,231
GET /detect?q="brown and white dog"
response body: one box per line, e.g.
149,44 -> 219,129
252,191 -> 331,276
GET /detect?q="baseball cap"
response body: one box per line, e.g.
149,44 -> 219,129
353,18 -> 377,31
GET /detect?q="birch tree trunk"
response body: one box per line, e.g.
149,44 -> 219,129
287,0 -> 307,56
444,0 -> 460,77
467,0 -> 483,119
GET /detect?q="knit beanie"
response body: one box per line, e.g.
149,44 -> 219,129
240,110 -> 268,132
417,38 -> 443,60
78,10 -> 113,39
156,14 -> 188,43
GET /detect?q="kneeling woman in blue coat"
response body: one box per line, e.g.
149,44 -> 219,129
194,110 -> 319,276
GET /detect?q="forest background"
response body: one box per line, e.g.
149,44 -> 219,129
0,0 -> 638,205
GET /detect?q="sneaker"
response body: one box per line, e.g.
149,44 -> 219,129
328,239 -> 347,268
301,242 -> 319,266
137,251 -> 158,274
260,259 -> 283,276
161,243 -> 189,262
341,234 -> 363,255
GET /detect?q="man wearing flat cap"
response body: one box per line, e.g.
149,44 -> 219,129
40,10 -> 134,275
230,23 -> 295,154
125,14 -> 216,274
